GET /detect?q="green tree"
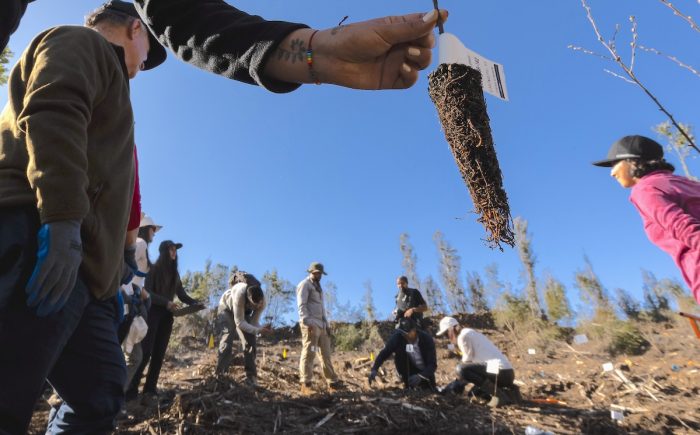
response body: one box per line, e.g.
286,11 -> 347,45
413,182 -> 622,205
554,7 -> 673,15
641,269 -> 670,321
655,121 -> 696,180
574,256 -> 614,320
363,280 -> 377,322
543,275 -> 572,323
466,271 -> 489,312
434,230 -> 469,313
615,288 -> 642,320
658,278 -> 697,313
422,274 -> 446,314
514,217 -> 543,318
181,259 -> 229,306
323,280 -> 339,321
262,269 -> 295,326
399,233 -> 421,288
0,47 -> 12,86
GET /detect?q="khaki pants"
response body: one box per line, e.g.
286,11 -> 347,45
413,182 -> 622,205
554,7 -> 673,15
299,324 -> 337,385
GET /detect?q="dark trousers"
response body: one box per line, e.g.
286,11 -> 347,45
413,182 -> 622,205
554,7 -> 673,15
128,305 -> 173,394
215,309 -> 257,378
0,206 -> 125,434
456,363 -> 515,393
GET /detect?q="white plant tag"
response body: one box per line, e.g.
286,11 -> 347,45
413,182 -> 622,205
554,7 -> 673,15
610,409 -> 624,421
438,33 -> 509,101
602,362 -> 614,372
574,334 -> 589,345
405,344 -> 414,353
447,343 -> 455,351
486,359 -> 501,375
528,348 -> 536,355
310,346 -> 316,353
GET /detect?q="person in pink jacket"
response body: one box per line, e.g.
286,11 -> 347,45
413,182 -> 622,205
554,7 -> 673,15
594,135 -> 700,305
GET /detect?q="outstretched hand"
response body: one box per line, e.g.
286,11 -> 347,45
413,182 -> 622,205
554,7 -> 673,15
315,9 -> 448,89
264,9 -> 448,90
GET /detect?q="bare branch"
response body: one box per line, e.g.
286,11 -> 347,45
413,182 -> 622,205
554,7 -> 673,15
567,44 -> 613,60
629,16 -> 638,72
603,69 -> 636,84
638,44 -> 700,79
659,0 -> 700,34
577,0 -> 699,153
610,23 -> 621,51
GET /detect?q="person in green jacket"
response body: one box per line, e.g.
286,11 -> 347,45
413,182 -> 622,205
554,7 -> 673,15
0,2 -> 165,433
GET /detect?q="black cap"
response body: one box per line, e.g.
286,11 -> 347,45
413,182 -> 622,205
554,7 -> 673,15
97,0 -> 166,70
397,317 -> 416,335
593,135 -> 664,167
160,240 -> 183,251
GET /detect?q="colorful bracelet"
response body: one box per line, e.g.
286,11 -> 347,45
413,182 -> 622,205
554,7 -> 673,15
306,30 -> 321,85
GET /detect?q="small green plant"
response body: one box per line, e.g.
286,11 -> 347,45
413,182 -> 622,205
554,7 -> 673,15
332,321 -> 383,352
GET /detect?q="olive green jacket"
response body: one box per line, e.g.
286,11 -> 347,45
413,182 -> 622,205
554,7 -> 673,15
0,26 -> 135,300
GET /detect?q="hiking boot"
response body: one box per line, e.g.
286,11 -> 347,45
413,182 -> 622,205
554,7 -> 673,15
328,380 -> 343,390
440,380 -> 467,395
141,392 -> 159,407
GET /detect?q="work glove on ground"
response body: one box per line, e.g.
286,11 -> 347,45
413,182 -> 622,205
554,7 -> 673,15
368,369 -> 378,386
25,220 -> 82,317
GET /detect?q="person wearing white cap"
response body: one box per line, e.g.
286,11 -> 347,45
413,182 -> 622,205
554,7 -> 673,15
436,316 -> 515,407
120,213 -> 162,401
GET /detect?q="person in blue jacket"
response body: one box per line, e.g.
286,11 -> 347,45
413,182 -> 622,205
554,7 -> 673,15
368,317 -> 436,390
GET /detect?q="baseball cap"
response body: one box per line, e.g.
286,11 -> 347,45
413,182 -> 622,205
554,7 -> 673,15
592,135 -> 664,167
160,240 -> 182,250
93,0 -> 166,70
436,316 -> 459,336
307,262 -> 327,275
397,317 -> 417,335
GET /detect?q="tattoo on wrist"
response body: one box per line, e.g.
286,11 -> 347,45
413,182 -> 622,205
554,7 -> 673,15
275,38 -> 306,63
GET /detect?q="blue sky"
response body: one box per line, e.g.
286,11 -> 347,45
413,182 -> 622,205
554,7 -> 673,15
5,0 -> 699,318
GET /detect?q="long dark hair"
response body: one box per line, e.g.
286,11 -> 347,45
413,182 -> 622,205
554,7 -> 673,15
629,158 -> 675,178
150,243 -> 179,292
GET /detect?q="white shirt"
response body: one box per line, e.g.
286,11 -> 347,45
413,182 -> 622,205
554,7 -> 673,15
406,337 -> 426,371
121,237 -> 149,295
457,328 -> 512,370
219,283 -> 266,334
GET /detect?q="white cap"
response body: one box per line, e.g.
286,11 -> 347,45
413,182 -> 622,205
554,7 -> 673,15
436,316 -> 459,336
140,213 -> 162,232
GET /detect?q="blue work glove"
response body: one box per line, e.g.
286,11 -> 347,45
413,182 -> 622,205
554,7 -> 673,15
368,369 -> 378,386
25,220 -> 82,317
408,374 -> 422,387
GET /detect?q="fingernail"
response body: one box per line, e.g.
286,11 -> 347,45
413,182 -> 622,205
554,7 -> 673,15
408,47 -> 421,57
422,10 -> 437,22
402,63 -> 412,73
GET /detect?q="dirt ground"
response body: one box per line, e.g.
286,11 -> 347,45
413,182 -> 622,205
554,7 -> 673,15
29,314 -> 699,434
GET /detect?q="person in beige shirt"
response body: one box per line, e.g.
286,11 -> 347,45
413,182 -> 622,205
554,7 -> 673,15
215,272 -> 271,385
296,262 -> 340,392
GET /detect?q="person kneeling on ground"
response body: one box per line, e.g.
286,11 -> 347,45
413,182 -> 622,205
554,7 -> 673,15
436,316 -> 516,407
368,318 -> 436,390
215,271 -> 272,386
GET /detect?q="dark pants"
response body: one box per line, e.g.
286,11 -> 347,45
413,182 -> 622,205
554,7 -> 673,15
0,206 -> 125,435
456,363 -> 515,397
215,309 -> 257,378
128,304 -> 173,395
393,356 -> 435,389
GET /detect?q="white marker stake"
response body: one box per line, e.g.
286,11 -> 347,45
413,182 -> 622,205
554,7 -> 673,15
486,359 -> 501,375
611,409 -> 624,421
528,348 -> 536,355
574,334 -> 589,345
447,343 -> 455,351
602,362 -> 614,372
438,33 -> 509,101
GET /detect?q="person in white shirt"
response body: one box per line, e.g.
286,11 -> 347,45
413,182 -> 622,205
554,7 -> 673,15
436,316 -> 515,407
215,272 -> 271,385
120,213 -> 161,400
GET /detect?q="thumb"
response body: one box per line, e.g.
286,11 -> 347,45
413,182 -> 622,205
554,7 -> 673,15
375,10 -> 448,45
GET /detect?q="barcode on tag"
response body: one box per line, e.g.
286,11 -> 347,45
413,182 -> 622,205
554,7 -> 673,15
528,348 -> 536,355
405,344 -> 414,353
602,362 -> 614,372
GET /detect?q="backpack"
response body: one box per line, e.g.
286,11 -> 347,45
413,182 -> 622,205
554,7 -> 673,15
232,271 -> 261,289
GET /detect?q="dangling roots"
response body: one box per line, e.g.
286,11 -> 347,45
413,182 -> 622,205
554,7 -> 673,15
428,63 -> 514,250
